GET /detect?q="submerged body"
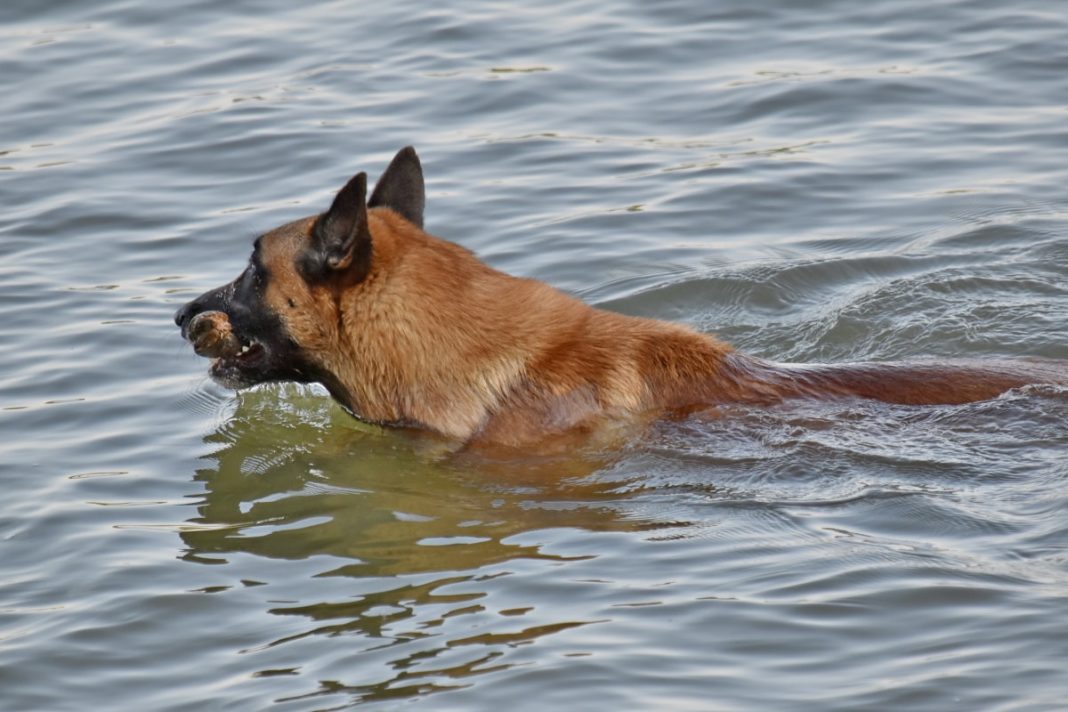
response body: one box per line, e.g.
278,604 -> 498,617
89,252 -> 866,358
175,147 -> 1067,449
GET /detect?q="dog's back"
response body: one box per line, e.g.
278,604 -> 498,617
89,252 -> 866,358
369,222 -> 1067,445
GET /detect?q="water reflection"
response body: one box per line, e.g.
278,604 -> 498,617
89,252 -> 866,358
180,387 -> 663,572
177,386 -> 664,705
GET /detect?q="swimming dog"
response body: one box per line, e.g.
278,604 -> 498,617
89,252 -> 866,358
175,147 -> 1066,448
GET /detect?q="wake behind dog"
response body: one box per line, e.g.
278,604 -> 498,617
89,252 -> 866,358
175,147 -> 1067,449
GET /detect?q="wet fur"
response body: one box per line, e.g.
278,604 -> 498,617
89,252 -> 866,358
176,147 -> 1067,449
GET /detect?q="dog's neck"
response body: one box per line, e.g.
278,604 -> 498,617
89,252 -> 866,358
313,211 -> 546,438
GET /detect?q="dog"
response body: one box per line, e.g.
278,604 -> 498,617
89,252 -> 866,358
176,146 -> 1067,449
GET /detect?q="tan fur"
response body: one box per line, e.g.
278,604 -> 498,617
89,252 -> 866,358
246,207 -> 1066,449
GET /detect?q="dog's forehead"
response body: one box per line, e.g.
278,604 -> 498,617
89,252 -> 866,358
259,216 -> 316,263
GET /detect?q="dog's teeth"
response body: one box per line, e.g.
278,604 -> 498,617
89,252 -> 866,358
240,345 -> 249,353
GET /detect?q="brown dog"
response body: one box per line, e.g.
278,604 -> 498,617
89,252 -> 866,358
176,147 -> 1066,448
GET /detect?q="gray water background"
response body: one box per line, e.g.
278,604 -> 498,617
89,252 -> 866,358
3,1 -> 1068,710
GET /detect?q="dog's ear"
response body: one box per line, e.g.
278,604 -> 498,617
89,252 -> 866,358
369,146 -> 425,228
307,171 -> 372,282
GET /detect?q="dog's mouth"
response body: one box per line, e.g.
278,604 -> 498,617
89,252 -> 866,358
214,338 -> 266,368
186,311 -> 270,387
208,341 -> 264,385
207,336 -> 271,388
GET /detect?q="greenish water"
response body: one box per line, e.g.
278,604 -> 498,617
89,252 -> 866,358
3,1 -> 1068,710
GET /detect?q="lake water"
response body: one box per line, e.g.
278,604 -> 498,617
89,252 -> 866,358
3,1 -> 1068,709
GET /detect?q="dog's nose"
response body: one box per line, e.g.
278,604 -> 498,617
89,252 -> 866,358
174,301 -> 198,329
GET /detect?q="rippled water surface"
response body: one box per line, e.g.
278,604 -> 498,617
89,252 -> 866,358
3,1 -> 1068,710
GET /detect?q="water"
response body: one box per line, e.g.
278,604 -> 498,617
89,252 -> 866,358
2,0 -> 1068,709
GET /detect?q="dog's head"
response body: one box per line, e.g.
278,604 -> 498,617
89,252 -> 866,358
174,146 -> 425,391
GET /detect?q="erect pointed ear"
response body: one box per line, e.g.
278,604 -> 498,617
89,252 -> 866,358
368,146 -> 425,228
307,171 -> 372,282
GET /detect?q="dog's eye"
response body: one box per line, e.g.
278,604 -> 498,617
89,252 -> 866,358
287,298 -> 296,308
